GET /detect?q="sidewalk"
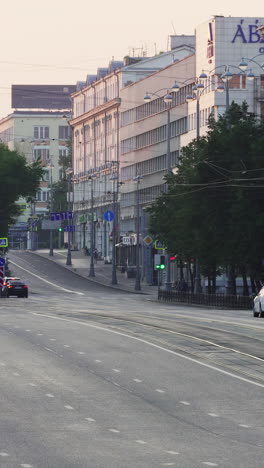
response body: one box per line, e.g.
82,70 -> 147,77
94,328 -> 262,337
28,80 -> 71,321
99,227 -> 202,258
31,249 -> 159,298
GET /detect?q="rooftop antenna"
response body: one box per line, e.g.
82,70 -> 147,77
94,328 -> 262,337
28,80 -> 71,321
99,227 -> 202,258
171,21 -> 176,35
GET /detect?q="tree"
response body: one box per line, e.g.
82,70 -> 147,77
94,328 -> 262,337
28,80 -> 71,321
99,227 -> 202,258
0,143 -> 44,236
148,102 -> 264,293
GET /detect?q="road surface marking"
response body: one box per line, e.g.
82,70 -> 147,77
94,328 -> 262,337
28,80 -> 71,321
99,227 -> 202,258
112,368 -> 120,373
85,417 -> 95,422
202,463 -> 218,466
161,464 -> 176,466
37,333 -> 43,336
109,428 -> 120,433
31,313 -> 264,388
239,424 -> 251,428
133,378 -> 142,383
28,383 -> 37,387
166,451 -> 179,455
0,453 -> 9,456
208,413 -> 219,417
64,405 -> 74,410
20,465 -> 33,467
49,338 -> 56,341
46,394 -> 55,398
155,389 -> 165,393
64,344 -> 70,347
95,359 -> 101,363
180,401 -> 190,405
25,329 -> 31,332
77,351 -> 85,355
9,259 -> 84,295
136,440 -> 147,444
0,363 -> 6,366
13,372 -> 20,376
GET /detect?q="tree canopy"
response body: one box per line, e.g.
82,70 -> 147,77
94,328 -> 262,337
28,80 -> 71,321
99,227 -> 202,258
148,102 -> 264,288
0,143 -> 44,236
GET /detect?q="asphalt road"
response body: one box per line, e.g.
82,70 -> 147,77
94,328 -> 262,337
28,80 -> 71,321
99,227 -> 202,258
0,250 -> 263,467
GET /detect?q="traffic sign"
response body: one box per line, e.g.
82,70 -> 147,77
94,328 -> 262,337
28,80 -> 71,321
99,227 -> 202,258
64,225 -> 76,232
0,238 -> 8,247
103,210 -> 114,222
154,240 -> 164,249
0,257 -> 5,266
50,211 -> 73,221
143,235 -> 153,246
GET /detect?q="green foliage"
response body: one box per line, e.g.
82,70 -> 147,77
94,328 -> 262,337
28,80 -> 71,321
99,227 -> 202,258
0,143 -> 44,236
148,102 -> 264,279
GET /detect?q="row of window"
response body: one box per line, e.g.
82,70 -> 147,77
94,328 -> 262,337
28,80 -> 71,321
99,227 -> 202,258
121,117 -> 187,154
36,190 -> 50,202
121,151 -> 179,181
121,84 -> 193,127
32,146 -> 68,162
120,184 -> 164,208
33,126 -> 71,140
188,107 -> 214,131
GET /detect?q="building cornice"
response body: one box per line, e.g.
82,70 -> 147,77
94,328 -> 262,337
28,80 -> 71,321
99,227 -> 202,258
69,97 -> 121,127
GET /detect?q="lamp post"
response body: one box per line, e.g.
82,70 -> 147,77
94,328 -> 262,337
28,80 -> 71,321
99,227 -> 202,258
65,167 -> 73,266
144,88 -> 177,291
88,174 -> 97,277
110,173 -> 118,285
133,175 -> 143,291
47,160 -> 54,257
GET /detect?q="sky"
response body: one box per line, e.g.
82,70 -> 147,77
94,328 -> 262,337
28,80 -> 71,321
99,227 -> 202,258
0,0 -> 263,118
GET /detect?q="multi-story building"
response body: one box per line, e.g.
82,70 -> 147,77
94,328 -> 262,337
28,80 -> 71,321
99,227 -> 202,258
0,85 -> 75,247
71,15 -> 264,283
70,39 -> 195,259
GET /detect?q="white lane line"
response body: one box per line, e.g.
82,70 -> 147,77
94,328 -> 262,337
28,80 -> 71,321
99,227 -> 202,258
49,338 -> 56,341
112,368 -> 120,373
14,326 -> 20,329
85,417 -> 95,422
155,389 -> 165,393
166,451 -> 179,455
31,312 -> 264,388
28,383 -> 37,387
20,464 -> 33,467
180,401 -> 190,406
136,440 -> 147,444
108,428 -> 120,433
37,333 -> 43,336
64,405 -> 74,410
133,378 -> 142,383
202,463 -> 218,466
239,424 -> 251,428
77,351 -> 85,355
161,464 -> 176,466
95,359 -> 101,363
0,452 -> 9,457
0,362 -> 6,366
64,344 -> 70,348
25,329 -> 31,332
208,413 -> 219,418
9,259 -> 84,296
13,372 -> 20,376
46,394 -> 55,398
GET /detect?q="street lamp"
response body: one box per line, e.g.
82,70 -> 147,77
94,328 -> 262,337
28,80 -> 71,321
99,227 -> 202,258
133,175 -> 143,291
144,87 -> 177,290
46,160 -> 54,257
88,173 -> 97,277
109,172 -> 118,285
65,167 -> 73,266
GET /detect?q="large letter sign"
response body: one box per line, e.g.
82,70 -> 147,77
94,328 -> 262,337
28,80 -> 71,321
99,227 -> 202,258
232,25 -> 247,43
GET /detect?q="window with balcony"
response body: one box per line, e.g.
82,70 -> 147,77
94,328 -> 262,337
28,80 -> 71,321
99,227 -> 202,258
33,126 -> 49,139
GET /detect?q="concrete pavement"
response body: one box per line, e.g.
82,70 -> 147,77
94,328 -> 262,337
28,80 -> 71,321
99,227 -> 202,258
31,248 -> 159,298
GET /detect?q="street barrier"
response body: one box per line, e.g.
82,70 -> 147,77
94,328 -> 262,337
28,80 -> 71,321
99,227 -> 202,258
158,289 -> 253,310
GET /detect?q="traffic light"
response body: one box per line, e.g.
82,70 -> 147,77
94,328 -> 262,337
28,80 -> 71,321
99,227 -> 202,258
154,254 -> 166,270
58,227 -> 63,232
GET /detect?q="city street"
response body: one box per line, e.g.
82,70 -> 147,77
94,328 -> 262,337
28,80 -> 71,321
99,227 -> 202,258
0,250 -> 263,467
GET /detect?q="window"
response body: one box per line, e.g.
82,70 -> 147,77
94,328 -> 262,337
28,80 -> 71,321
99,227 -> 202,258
33,147 -> 50,161
59,147 -> 68,158
33,126 -> 49,139
59,126 -> 71,139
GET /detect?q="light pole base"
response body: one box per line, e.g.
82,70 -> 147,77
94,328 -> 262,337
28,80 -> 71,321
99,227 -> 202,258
89,264 -> 95,277
135,279 -> 141,291
111,271 -> 117,285
49,249 -> 54,257
66,253 -> 72,266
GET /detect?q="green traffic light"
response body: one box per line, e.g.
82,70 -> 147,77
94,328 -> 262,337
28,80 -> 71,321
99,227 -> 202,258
160,264 -> 165,270
58,227 -> 63,232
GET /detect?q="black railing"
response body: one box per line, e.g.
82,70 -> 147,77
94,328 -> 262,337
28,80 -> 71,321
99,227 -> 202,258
158,289 -> 253,310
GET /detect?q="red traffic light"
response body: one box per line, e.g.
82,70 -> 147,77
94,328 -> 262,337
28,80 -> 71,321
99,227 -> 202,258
170,255 -> 177,261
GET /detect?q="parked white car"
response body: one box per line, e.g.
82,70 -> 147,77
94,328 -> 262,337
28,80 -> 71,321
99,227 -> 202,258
253,287 -> 264,317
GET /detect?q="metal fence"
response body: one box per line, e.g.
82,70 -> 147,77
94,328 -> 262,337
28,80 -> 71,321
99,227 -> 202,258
158,289 -> 253,310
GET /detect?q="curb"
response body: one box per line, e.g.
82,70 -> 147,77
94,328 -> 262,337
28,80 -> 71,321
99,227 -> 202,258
28,251 -> 152,296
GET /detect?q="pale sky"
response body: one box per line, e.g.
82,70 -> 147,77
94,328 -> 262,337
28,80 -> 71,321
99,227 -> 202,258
0,0 -> 263,118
